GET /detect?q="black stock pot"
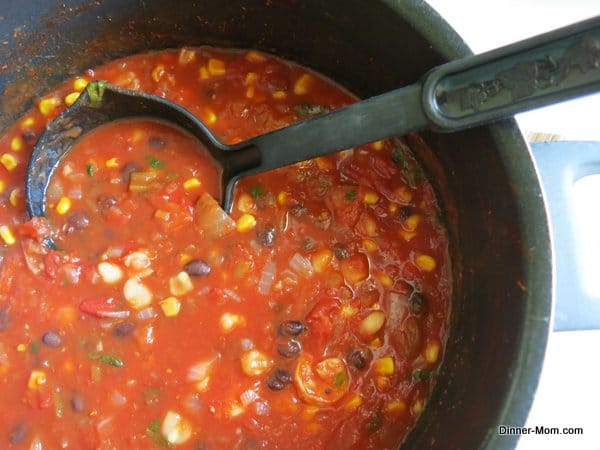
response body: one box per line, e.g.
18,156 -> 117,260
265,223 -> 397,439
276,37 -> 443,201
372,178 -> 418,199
0,1 -> 552,449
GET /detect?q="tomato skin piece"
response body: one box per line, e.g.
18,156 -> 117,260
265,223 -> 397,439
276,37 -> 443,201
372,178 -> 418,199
79,297 -> 129,319
17,217 -> 52,242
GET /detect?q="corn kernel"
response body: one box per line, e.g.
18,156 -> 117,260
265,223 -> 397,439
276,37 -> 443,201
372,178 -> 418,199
363,190 -> 379,205
160,296 -> 182,317
20,117 -> 35,129
395,186 -> 413,203
219,312 -> 246,332
358,310 -> 386,339
276,191 -> 287,205
169,271 -> 194,296
28,370 -> 47,389
199,66 -> 209,79
374,356 -> 395,376
272,90 -> 286,99
385,400 -> 407,413
123,277 -> 153,310
378,273 -> 394,288
340,304 -> 358,318
178,253 -> 192,265
38,97 -> 60,116
425,340 -> 441,364
202,107 -> 217,125
161,411 -> 192,445
311,248 -> 333,273
64,92 -> 80,106
97,262 -> 124,284
73,77 -> 89,91
182,177 -> 201,191
17,343 -> 26,352
131,128 -> 145,144
151,64 -> 165,82
105,157 -> 120,168
0,180 -> 5,194
244,72 -> 258,85
362,239 -> 378,252
55,197 -> 72,215
388,202 -> 398,213
345,394 -> 363,409
372,140 -> 384,151
0,153 -> 18,171
237,193 -> 255,214
0,225 -> 16,245
293,73 -> 312,95
411,398 -> 425,416
240,349 -> 272,376
246,50 -> 266,62
9,188 -> 19,207
404,214 -> 421,232
236,213 -> 256,232
207,58 -> 226,76
369,337 -> 383,348
10,136 -> 23,152
245,85 -> 255,99
415,254 -> 436,272
399,230 -> 417,241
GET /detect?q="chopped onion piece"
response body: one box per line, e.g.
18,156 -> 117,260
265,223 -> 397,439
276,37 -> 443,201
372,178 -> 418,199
258,260 -> 276,294
240,389 -> 258,407
161,410 -> 192,445
254,400 -> 271,416
136,307 -> 157,321
289,253 -> 313,277
222,289 -> 241,303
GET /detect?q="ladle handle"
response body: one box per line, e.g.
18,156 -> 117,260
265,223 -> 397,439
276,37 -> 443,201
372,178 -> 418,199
422,15 -> 600,131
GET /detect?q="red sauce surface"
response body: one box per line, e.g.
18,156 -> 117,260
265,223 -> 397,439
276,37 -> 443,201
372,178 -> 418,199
0,47 -> 451,450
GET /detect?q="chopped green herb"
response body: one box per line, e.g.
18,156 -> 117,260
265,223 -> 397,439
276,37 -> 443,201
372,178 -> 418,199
249,183 -> 266,198
86,163 -> 94,177
30,342 -> 39,353
85,80 -> 108,108
294,103 -> 330,116
146,419 -> 172,448
332,372 -> 347,387
146,156 -> 165,170
391,146 -> 422,187
411,369 -> 432,382
367,413 -> 381,433
88,352 -> 125,368
345,190 -> 357,201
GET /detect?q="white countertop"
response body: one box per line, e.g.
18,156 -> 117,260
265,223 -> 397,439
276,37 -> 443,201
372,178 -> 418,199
424,1 -> 600,449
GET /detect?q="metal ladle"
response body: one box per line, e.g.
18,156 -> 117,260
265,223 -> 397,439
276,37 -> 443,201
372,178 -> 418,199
26,16 -> 599,218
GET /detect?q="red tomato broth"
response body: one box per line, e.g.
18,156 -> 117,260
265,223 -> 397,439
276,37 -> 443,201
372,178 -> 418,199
0,47 -> 452,450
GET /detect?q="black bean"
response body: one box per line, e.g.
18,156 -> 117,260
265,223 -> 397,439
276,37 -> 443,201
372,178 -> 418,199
148,136 -> 167,149
184,259 -> 211,277
278,320 -> 306,337
70,391 -> 85,413
256,224 -> 276,247
22,130 -> 37,142
347,347 -> 372,370
41,331 -> 62,348
8,422 -> 27,445
121,162 -> 141,182
113,321 -> 136,338
277,339 -> 302,359
266,368 -> 292,391
0,306 -> 9,332
97,194 -> 118,209
398,206 -> 413,221
66,211 -> 90,231
333,243 -> 350,260
409,292 -> 427,316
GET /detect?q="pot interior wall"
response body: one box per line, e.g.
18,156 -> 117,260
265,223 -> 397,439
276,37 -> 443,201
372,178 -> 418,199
0,1 -> 552,449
